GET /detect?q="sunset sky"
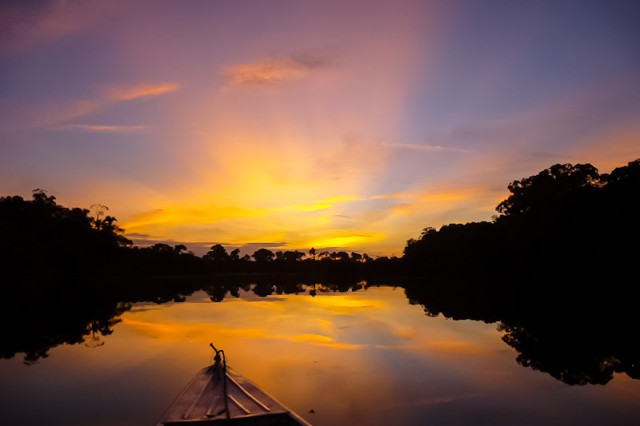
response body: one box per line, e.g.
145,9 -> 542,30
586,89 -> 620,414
1,0 -> 638,256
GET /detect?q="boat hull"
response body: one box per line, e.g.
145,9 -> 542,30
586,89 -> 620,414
157,364 -> 310,426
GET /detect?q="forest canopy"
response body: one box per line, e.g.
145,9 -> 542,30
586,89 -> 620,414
2,160 -> 638,383
1,159 -> 638,282
403,159 -> 640,287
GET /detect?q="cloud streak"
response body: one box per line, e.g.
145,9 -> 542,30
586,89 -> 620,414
0,82 -> 179,130
383,143 -> 473,153
223,50 -> 333,86
103,83 -> 179,101
58,124 -> 148,133
0,0 -> 108,51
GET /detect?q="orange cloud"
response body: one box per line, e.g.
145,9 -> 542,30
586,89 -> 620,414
373,186 -> 488,219
0,82 -> 179,130
60,124 -> 148,133
120,194 -> 383,250
224,58 -> 308,86
223,50 -> 332,87
104,83 -> 179,101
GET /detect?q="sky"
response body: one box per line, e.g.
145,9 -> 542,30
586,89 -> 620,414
1,0 -> 639,256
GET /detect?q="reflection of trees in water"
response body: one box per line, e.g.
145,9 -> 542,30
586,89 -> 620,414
0,276 -> 203,364
4,274 -> 638,387
203,276 -> 371,302
1,285 -> 130,365
401,160 -> 640,385
404,280 -> 639,386
498,322 -> 638,386
0,276 -> 371,364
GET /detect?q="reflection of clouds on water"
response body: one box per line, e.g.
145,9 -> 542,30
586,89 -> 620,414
4,284 -> 639,426
237,291 -> 288,303
118,287 -> 501,363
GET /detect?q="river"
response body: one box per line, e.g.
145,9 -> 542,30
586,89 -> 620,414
1,283 -> 638,425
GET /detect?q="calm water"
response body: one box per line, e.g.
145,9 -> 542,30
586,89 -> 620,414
1,284 -> 639,425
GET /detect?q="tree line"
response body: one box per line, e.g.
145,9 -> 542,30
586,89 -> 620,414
1,159 -> 638,281
403,159 -> 639,290
0,190 -> 400,279
402,158 -> 640,385
1,158 -> 638,384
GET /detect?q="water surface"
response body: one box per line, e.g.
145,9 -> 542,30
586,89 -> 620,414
1,284 -> 638,425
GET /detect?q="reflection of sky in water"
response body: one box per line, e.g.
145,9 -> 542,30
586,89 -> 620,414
1,287 -> 639,425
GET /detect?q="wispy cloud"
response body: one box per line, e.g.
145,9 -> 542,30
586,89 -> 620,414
103,83 -> 179,101
383,143 -> 473,153
281,196 -> 361,212
371,185 -> 495,221
124,232 -> 154,239
240,242 -> 288,250
58,124 -> 148,133
0,0 -> 118,52
0,82 -> 179,131
223,49 -> 333,86
372,193 -> 410,200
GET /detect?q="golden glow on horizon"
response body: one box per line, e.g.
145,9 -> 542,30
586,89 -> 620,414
4,2 -> 634,257
120,181 -> 497,252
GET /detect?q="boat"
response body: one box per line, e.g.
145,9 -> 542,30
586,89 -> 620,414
157,344 -> 311,425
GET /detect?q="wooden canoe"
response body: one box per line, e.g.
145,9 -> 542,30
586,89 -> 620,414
157,360 -> 311,426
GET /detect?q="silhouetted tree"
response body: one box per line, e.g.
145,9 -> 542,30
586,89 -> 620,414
496,163 -> 600,217
402,159 -> 640,384
252,248 -> 275,263
334,251 -> 350,261
229,248 -> 240,261
150,243 -> 174,253
282,250 -> 304,262
204,244 -> 229,263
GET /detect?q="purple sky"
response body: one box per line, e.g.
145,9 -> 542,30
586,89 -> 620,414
1,0 -> 639,255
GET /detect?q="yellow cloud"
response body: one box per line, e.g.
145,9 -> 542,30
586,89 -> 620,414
291,334 -> 334,343
121,195 -> 361,232
123,204 -> 267,230
281,196 -> 362,212
309,231 -> 384,249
